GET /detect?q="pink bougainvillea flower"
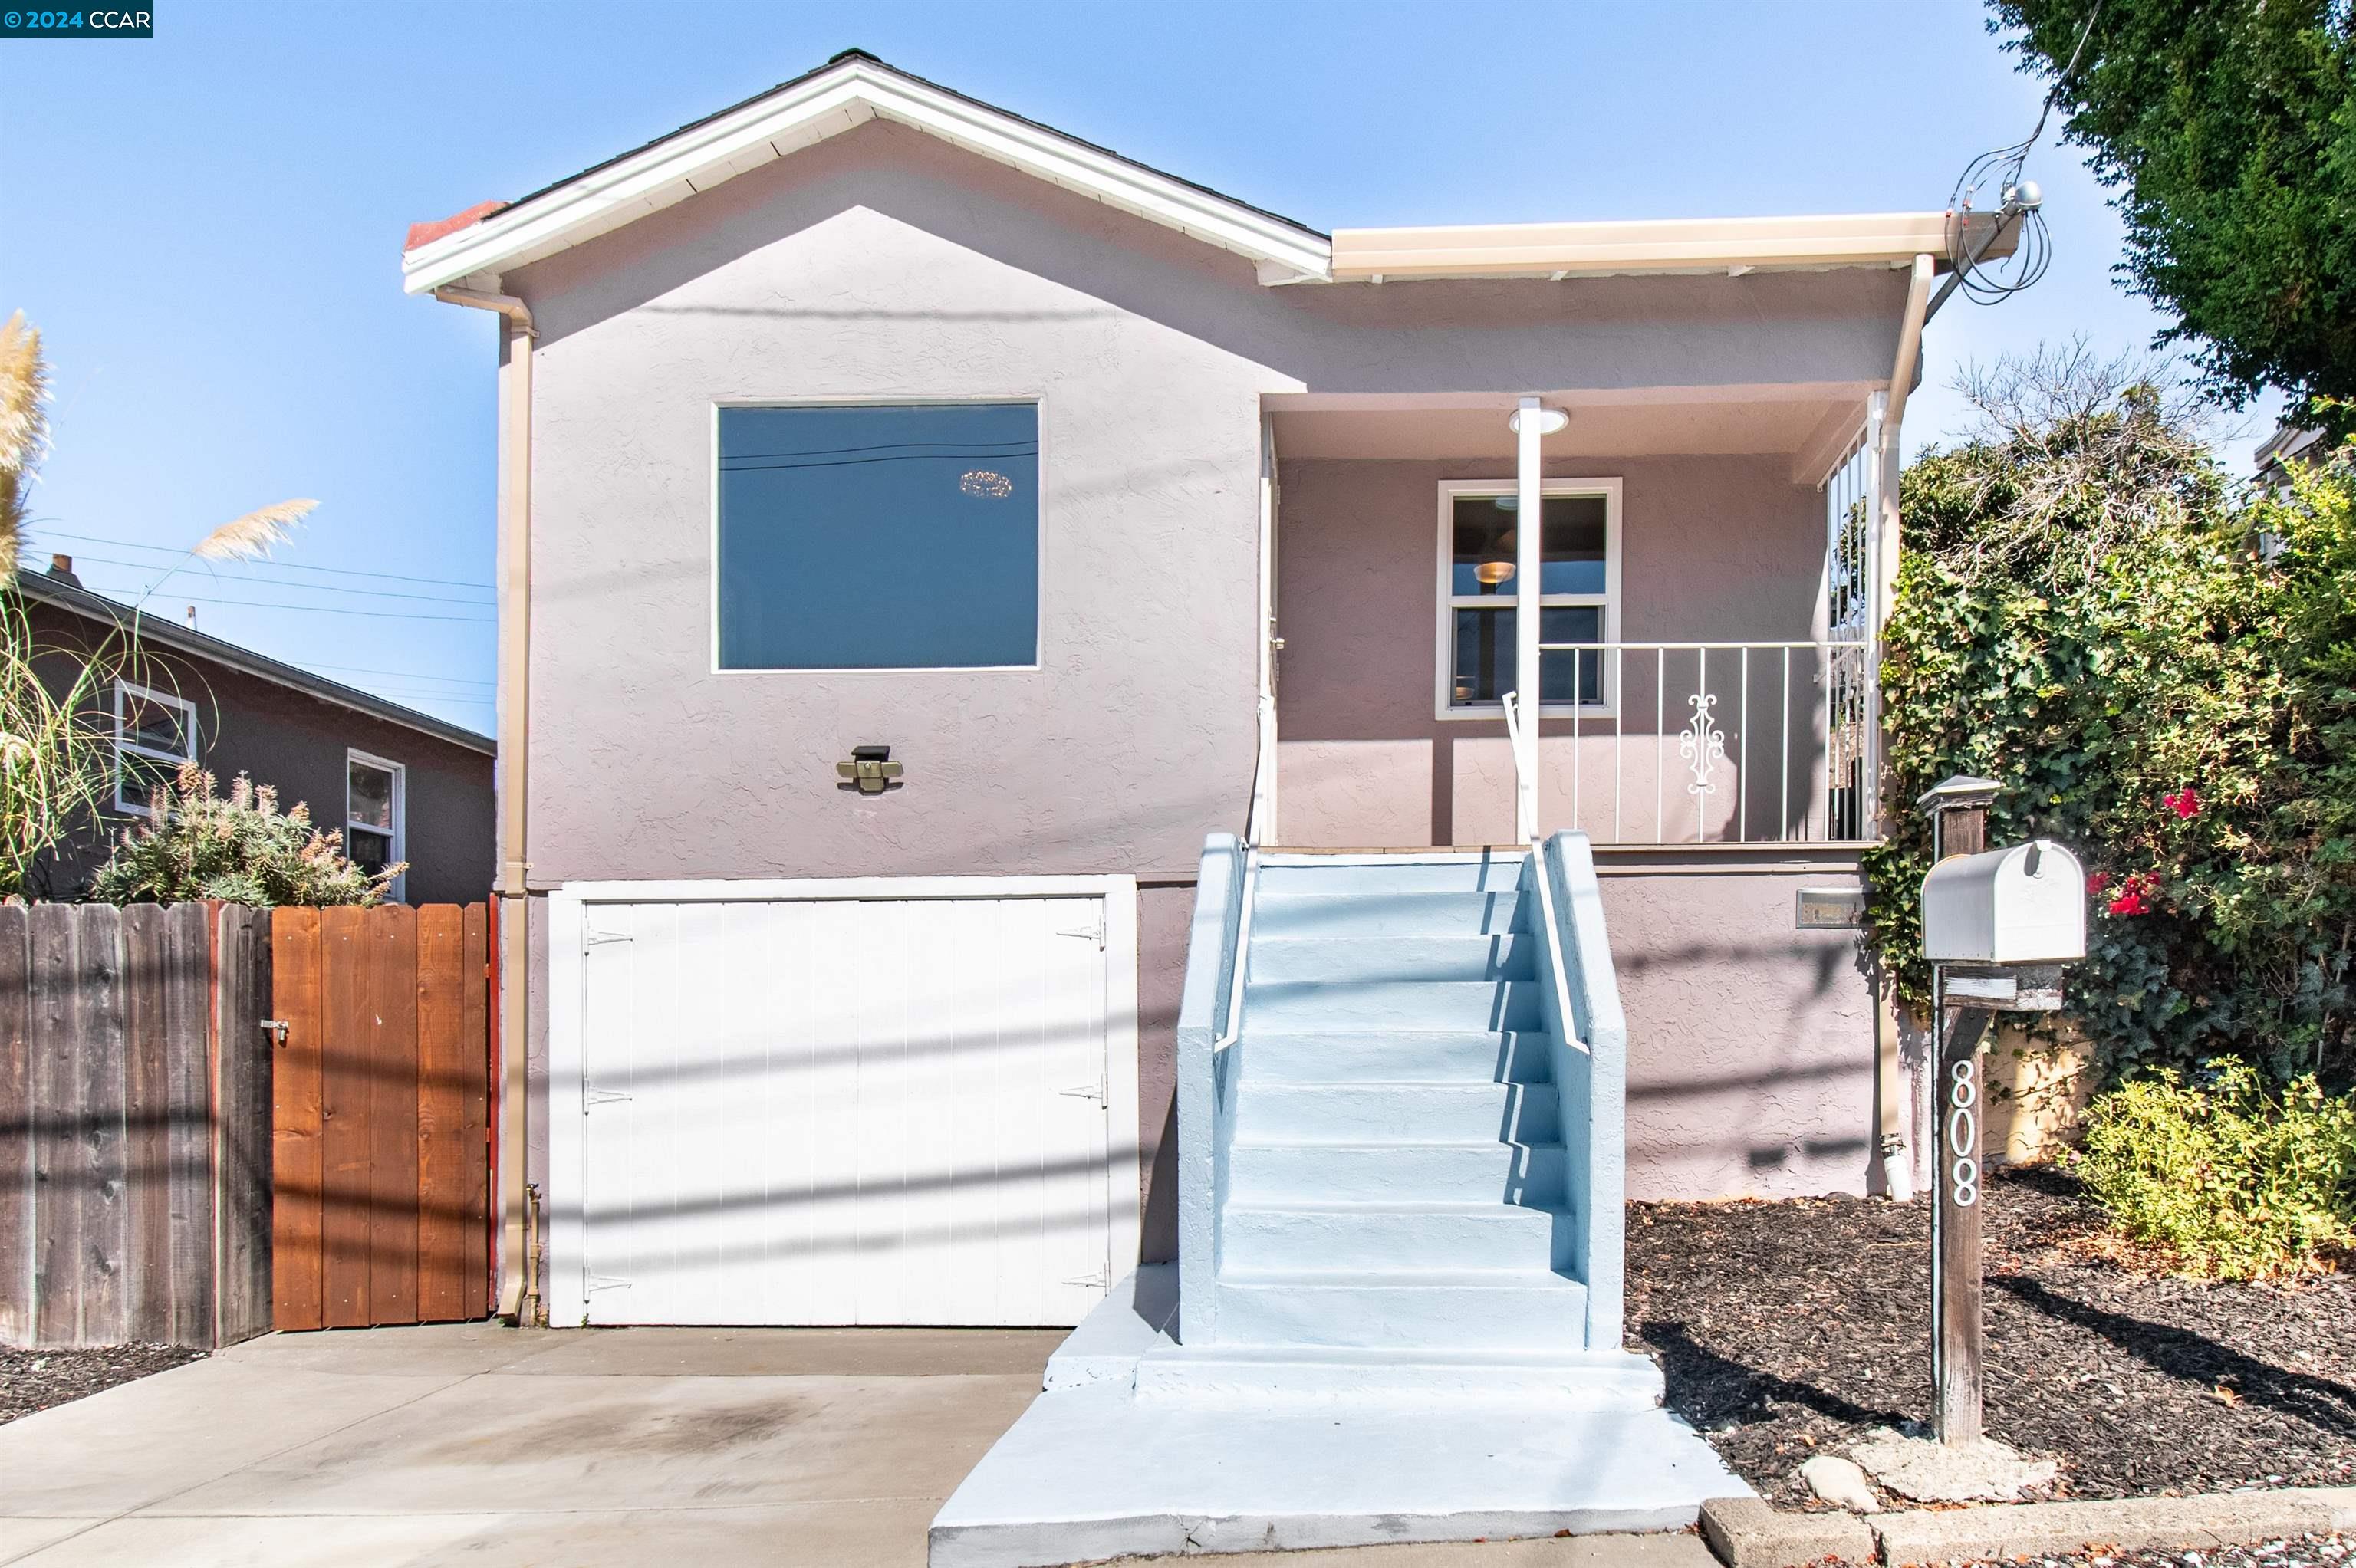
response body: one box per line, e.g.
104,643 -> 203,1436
2164,787 -> 2201,820
2107,890 -> 2148,916
2087,871 -> 2113,894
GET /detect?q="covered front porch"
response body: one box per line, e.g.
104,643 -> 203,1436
1255,383 -> 1894,853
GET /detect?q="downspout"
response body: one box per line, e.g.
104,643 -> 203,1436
434,284 -> 536,1315
1872,255 -> 1935,1203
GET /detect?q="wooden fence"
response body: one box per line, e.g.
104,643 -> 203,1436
0,903 -> 273,1349
270,904 -> 491,1331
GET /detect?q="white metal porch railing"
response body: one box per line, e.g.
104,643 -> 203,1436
1503,638 -> 1874,846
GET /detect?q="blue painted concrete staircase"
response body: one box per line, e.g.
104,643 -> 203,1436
1156,843 -> 1652,1402
928,839 -> 1744,1565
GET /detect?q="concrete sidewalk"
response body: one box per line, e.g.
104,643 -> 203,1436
0,1323 -> 1722,1567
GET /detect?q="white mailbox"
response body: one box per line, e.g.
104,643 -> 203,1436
1921,840 -> 2086,965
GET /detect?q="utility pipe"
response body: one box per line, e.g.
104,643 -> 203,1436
1872,255 -> 1936,1204
434,283 -> 535,1317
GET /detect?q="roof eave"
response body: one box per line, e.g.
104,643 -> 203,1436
1326,211 -> 2013,283
12,574 -> 496,757
402,54 -> 1334,295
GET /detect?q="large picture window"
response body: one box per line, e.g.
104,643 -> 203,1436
716,403 -> 1040,671
114,680 -> 197,815
1436,482 -> 1618,717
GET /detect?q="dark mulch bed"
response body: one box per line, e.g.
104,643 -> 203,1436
1626,1165 -> 2356,1507
0,1343 -> 204,1425
1953,1539 -> 2347,1567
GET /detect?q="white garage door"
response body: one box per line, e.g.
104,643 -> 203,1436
561,889 -> 1124,1327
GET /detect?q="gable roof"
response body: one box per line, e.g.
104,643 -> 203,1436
403,49 -> 2005,297
15,570 -> 495,757
401,48 -> 1334,293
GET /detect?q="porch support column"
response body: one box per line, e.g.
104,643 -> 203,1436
1513,396 -> 1544,842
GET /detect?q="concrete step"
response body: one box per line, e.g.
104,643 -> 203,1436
1130,1344 -> 1663,1407
1210,1267 -> 1590,1349
1241,1030 -> 1550,1085
1236,1080 -> 1560,1146
1242,978 -> 1543,1034
1228,1139 -> 1567,1207
1222,1200 -> 1563,1273
1249,889 -> 1525,940
1246,935 -> 1538,985
1257,855 -> 1528,897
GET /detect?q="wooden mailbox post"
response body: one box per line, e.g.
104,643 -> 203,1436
1917,776 -> 2084,1445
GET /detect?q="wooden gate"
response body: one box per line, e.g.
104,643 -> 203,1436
0,902 -> 273,1349
270,904 -> 491,1330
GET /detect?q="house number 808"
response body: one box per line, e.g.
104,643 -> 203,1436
1947,1058 -> 1979,1208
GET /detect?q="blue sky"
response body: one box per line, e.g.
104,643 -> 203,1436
0,0 -> 2279,733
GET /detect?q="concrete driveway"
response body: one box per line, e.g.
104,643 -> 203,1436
0,1323 -> 1720,1568
0,1321 -> 1058,1567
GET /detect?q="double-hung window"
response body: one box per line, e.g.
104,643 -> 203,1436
114,681 -> 197,815
1436,480 -> 1619,717
346,750 -> 405,900
716,402 -> 1040,671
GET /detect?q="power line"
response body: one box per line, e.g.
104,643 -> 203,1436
35,529 -> 495,590
300,659 -> 494,689
66,554 -> 495,607
717,449 -> 1038,475
79,585 -> 494,624
720,438 -> 1038,462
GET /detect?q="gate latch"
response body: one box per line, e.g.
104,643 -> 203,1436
259,1019 -> 291,1047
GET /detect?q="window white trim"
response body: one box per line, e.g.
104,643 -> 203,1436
706,396 -> 1050,676
113,680 -> 198,817
1433,478 -> 1623,722
345,748 -> 407,902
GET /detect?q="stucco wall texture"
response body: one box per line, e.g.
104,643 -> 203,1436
1600,865 -> 1877,1199
501,118 -> 1910,1233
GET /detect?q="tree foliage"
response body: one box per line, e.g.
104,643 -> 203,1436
1863,349 -> 2356,1083
1990,0 -> 2356,422
90,764 -> 401,908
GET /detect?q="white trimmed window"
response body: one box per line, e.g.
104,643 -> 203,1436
345,750 -> 406,899
1435,480 -> 1621,718
114,681 -> 197,815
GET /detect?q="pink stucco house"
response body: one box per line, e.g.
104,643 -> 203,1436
401,51 -> 1991,1347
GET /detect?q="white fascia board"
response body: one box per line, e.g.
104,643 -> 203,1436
403,62 -> 1331,294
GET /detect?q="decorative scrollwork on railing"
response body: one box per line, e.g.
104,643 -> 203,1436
1679,691 -> 1726,800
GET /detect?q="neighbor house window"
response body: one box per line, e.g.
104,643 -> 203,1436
346,750 -> 405,900
1436,482 -> 1618,717
716,403 -> 1040,670
114,681 -> 196,815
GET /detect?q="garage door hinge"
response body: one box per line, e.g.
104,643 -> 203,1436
586,1273 -> 630,1294
584,1085 -> 633,1108
1055,908 -> 1106,949
1061,1266 -> 1109,1289
1058,1078 -> 1107,1105
582,924 -> 633,951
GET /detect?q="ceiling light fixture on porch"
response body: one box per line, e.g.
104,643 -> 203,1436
1506,406 -> 1568,437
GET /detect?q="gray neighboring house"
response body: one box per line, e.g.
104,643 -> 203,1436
18,560 -> 495,906
403,50 -> 2000,1329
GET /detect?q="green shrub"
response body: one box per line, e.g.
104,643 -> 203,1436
1864,353 -> 2356,1082
2076,1059 -> 2356,1278
89,764 -> 400,907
